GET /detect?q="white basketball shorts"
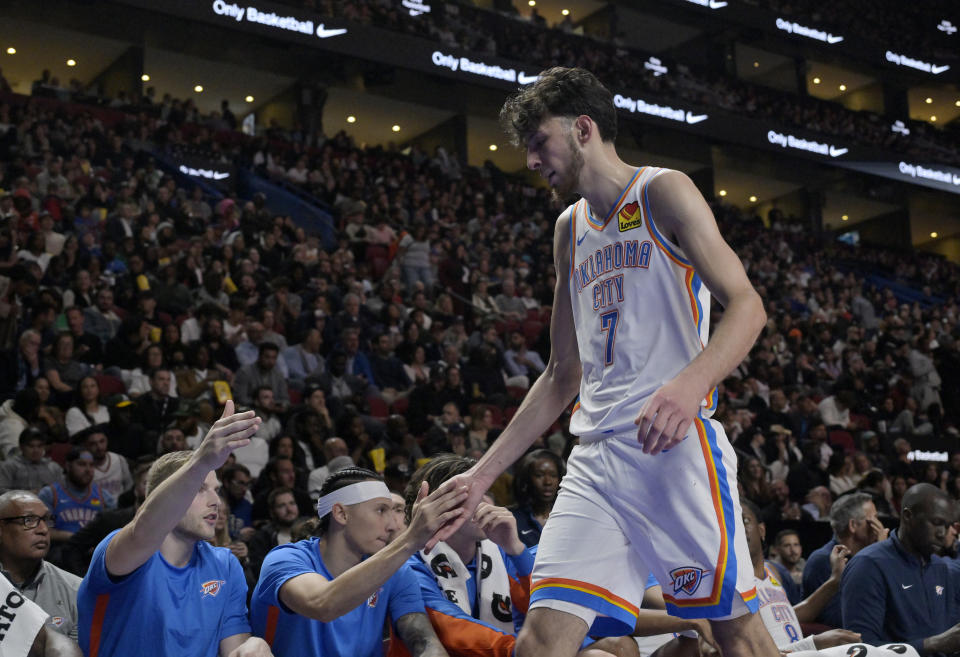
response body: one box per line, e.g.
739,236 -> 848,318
528,416 -> 759,636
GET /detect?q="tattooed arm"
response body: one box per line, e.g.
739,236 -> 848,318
395,612 -> 449,657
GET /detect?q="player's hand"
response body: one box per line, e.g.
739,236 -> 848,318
581,636 -> 642,657
474,502 -> 525,556
229,541 -> 249,561
227,636 -> 274,657
424,468 -> 489,552
698,632 -> 721,657
828,543 -> 851,580
867,516 -> 889,544
634,376 -> 704,455
687,618 -> 720,654
813,629 -> 861,649
405,480 -> 469,552
194,400 -> 261,471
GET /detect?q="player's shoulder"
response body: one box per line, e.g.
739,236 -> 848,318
554,200 -> 580,230
264,537 -> 318,565
849,537 -> 894,565
199,540 -> 240,570
644,167 -> 692,198
550,200 -> 580,254
44,560 -> 84,589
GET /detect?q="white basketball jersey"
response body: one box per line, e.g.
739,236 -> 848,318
756,566 -> 806,650
567,166 -> 717,438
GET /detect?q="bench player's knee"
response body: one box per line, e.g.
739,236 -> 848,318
710,611 -> 779,657
516,607 -> 589,657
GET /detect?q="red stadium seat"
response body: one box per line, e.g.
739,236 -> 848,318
367,396 -> 390,419
288,388 -> 302,406
522,320 -> 543,345
829,430 -> 856,454
507,386 -> 527,401
365,245 -> 391,279
95,374 -> 126,397
47,442 -> 72,468
486,405 -> 504,429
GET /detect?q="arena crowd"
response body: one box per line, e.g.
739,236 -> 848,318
1,24 -> 959,656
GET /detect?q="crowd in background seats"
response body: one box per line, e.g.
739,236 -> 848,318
0,54 -> 959,652
272,0 -> 960,164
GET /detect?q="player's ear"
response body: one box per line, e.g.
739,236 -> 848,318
759,521 -> 766,543
574,115 -> 591,143
331,502 -> 348,527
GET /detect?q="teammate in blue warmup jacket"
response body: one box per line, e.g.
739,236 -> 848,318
249,466 -> 467,657
77,401 -> 271,657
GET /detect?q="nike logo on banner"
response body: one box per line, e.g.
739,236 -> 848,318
932,64 -> 951,74
685,112 -> 709,124
829,146 -> 849,158
518,72 -> 540,85
316,24 -> 347,38
576,232 -> 588,246
826,35 -> 844,44
901,584 -> 913,589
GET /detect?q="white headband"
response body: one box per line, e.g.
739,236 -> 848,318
316,481 -> 391,518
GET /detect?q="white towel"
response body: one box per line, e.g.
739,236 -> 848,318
419,539 -> 515,634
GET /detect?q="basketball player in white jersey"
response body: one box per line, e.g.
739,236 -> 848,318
430,67 -> 778,656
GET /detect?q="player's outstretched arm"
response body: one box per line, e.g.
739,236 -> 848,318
278,481 -> 467,622
105,400 -> 261,577
794,543 -> 849,622
395,612 -> 450,657
426,212 -> 581,549
635,171 -> 766,455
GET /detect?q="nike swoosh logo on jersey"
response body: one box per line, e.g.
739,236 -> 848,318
521,529 -> 535,535
576,232 -> 588,246
901,584 -> 913,589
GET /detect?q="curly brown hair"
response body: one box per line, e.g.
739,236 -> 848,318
499,67 -> 618,147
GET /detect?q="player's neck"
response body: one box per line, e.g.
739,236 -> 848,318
839,535 -> 863,556
0,555 -> 40,587
752,556 -> 765,579
578,149 -> 636,216
446,532 -> 478,565
161,531 -> 198,567
319,533 -> 363,577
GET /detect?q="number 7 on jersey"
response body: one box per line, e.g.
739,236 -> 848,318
600,309 -> 619,367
